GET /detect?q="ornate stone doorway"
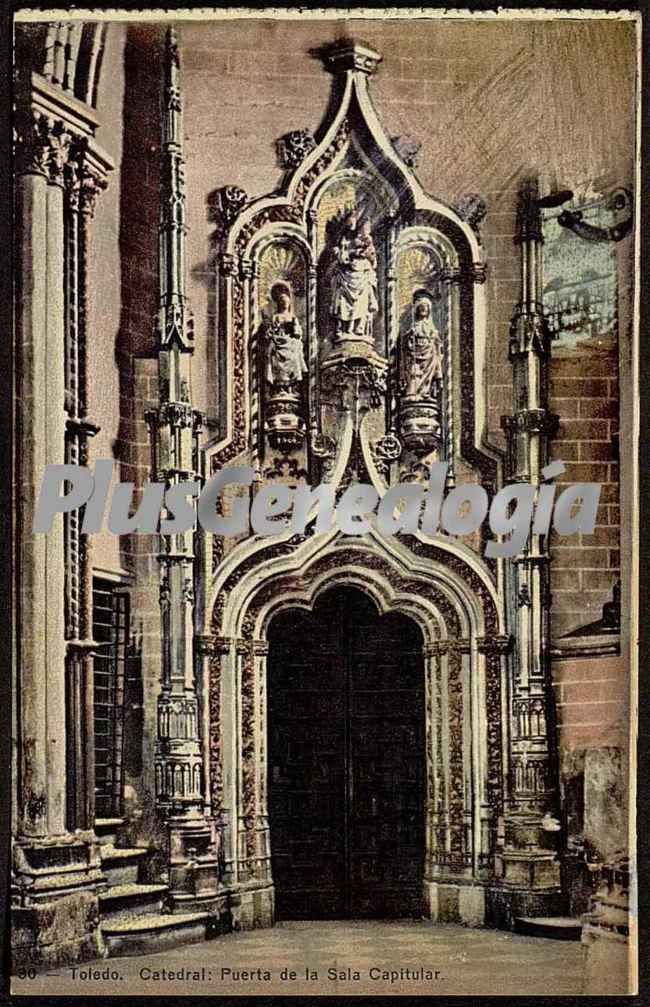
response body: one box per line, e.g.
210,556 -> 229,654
267,587 -> 425,919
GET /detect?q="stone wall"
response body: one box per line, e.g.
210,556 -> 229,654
548,345 -> 621,639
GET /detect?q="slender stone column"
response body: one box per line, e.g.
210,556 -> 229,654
63,143 -> 104,831
252,641 -> 272,886
497,178 -> 563,924
147,28 -> 219,914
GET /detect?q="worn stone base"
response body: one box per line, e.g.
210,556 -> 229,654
582,925 -> 631,994
102,912 -> 209,958
485,884 -> 567,930
229,884 -> 275,931
423,880 -> 486,926
12,894 -> 105,970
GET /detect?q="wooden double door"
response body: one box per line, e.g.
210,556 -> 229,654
267,587 -> 425,919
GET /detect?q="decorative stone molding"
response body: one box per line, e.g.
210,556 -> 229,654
317,38 -> 382,76
471,262 -> 489,284
455,192 -> 488,239
276,129 -> 316,169
558,186 -> 633,243
211,185 -> 248,233
14,110 -> 71,184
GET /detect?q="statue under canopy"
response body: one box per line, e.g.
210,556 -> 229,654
263,282 -> 308,387
329,208 -> 379,342
399,290 -> 443,400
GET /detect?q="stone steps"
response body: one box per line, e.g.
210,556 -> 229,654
102,912 -> 210,957
94,820 -> 213,957
94,818 -> 126,848
99,846 -> 149,886
98,883 -> 168,922
514,916 -> 583,941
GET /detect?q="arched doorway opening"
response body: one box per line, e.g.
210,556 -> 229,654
267,586 -> 425,919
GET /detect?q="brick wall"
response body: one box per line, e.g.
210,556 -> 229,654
548,346 -> 620,639
552,653 -> 627,753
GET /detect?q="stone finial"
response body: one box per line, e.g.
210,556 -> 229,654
316,38 -> 382,76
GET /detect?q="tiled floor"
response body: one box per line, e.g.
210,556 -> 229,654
15,920 -> 588,997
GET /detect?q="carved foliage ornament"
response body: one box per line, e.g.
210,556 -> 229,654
277,129 -> 317,170
212,185 -> 248,234
15,110 -> 71,185
455,192 -> 488,239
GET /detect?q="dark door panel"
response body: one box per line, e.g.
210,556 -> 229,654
268,588 -> 425,919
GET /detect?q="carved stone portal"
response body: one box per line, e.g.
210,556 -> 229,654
202,39 -> 560,932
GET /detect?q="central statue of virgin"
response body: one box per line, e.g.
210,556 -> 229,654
329,208 -> 378,342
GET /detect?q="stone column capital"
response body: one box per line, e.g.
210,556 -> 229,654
15,110 -> 71,186
63,141 -> 109,217
476,634 -> 512,655
426,637 -> 472,656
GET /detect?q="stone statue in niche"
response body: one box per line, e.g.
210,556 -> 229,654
399,290 -> 443,401
263,282 -> 308,388
397,289 -> 444,454
261,281 -> 307,454
329,207 -> 378,342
